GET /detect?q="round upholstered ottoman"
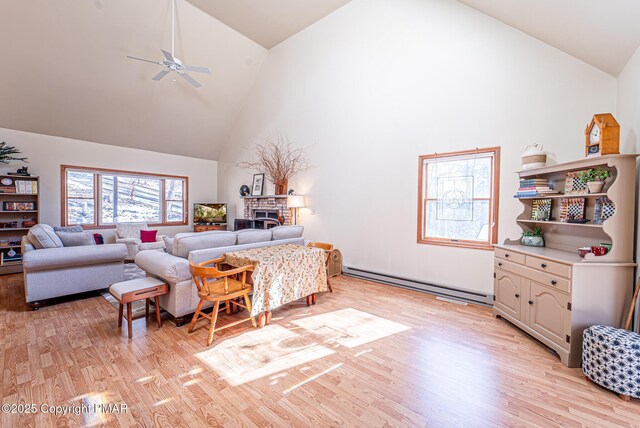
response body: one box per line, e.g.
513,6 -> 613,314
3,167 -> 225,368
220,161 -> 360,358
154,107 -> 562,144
582,325 -> 640,400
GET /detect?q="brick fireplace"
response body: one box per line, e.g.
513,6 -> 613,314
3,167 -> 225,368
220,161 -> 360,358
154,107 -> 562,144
243,196 -> 292,226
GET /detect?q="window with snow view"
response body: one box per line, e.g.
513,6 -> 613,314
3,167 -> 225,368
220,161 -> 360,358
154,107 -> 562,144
62,166 -> 188,227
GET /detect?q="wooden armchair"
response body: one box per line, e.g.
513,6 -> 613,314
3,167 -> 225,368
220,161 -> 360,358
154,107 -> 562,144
188,257 -> 256,346
308,242 -> 334,293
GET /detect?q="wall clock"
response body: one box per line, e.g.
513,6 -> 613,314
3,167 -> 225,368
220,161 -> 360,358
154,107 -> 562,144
585,113 -> 619,158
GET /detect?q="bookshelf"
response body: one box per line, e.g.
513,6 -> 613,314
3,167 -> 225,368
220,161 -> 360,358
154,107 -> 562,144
509,154 -> 637,260
0,174 -> 39,275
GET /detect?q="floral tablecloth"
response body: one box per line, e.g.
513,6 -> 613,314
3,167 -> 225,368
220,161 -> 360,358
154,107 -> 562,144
224,244 -> 328,316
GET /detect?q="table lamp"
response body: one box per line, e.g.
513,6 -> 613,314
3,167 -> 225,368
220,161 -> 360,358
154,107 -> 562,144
287,195 -> 305,225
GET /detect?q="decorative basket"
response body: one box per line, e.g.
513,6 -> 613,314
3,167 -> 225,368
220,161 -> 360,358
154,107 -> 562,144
327,249 -> 343,277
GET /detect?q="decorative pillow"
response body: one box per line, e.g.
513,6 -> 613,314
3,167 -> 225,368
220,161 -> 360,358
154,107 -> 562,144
163,236 -> 174,253
53,225 -> 83,233
56,231 -> 96,247
28,224 -> 64,249
93,233 -> 104,245
140,230 -> 158,243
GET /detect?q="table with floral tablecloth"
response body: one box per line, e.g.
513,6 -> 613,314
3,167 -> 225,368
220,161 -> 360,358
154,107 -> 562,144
224,244 -> 327,317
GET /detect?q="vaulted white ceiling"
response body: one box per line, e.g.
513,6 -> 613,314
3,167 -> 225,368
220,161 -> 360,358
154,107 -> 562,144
187,0 -> 352,49
2,0 -> 639,162
0,0 -> 267,160
457,0 -> 640,77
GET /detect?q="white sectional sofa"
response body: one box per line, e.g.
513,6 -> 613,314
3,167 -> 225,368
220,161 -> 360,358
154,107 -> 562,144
134,226 -> 304,322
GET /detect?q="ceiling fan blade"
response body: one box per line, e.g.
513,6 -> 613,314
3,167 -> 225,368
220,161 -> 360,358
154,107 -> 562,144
152,69 -> 170,81
127,55 -> 161,65
184,65 -> 211,74
161,49 -> 175,63
180,73 -> 202,88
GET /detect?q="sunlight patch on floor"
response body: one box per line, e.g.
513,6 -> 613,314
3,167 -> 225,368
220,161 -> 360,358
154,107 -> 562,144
292,308 -> 411,348
195,324 -> 334,386
71,391 -> 112,427
283,363 -> 343,394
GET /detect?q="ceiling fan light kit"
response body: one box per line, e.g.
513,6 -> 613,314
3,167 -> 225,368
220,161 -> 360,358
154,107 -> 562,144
126,0 -> 211,88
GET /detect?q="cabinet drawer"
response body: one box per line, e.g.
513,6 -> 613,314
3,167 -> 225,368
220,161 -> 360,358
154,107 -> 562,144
526,269 -> 571,294
495,259 -> 571,294
495,249 -> 525,265
525,255 -> 571,279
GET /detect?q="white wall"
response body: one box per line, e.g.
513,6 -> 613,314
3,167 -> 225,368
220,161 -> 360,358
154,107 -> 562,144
617,46 -> 640,154
0,128 -> 218,242
616,45 -> 640,331
218,0 -> 617,295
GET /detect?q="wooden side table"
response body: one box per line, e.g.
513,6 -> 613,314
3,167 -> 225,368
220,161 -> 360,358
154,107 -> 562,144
109,277 -> 168,338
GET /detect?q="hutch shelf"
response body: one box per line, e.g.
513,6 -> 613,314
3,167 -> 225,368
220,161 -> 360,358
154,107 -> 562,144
494,154 -> 637,367
0,174 -> 40,275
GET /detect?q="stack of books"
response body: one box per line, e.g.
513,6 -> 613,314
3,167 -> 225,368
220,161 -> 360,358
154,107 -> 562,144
515,179 -> 559,198
0,185 -> 16,194
15,180 -> 37,194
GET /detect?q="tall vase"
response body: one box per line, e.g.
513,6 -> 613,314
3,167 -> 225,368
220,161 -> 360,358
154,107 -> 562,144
275,179 -> 288,195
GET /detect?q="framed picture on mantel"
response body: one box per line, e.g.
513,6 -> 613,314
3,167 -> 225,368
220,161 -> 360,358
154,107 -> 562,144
252,173 -> 265,196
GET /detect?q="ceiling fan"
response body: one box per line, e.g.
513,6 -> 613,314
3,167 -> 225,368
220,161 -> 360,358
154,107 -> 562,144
126,0 -> 211,88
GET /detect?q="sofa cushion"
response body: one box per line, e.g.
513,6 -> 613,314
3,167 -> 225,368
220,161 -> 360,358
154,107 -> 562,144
23,243 -> 127,271
56,231 -> 96,247
172,231 -> 236,259
163,236 -> 174,254
53,225 -> 83,233
236,229 -> 272,245
271,225 -> 304,241
28,224 -> 64,249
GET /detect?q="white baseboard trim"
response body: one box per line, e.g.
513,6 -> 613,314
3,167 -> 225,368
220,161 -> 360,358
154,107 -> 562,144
342,265 -> 493,306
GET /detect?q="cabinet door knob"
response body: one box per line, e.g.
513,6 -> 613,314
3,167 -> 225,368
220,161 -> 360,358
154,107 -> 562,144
498,262 -> 503,266
515,293 -> 520,298
505,254 -> 510,258
541,263 -> 547,268
551,280 -> 557,285
528,300 -> 534,305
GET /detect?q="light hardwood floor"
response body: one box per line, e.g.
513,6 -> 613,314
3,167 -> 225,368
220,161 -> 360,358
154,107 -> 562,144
1,273 -> 638,427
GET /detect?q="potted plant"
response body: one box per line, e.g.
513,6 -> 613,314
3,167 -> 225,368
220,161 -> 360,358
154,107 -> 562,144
578,168 -> 610,194
0,142 -> 28,164
522,227 -> 545,247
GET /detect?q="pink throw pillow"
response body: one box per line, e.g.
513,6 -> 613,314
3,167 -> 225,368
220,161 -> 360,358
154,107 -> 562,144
140,230 -> 157,243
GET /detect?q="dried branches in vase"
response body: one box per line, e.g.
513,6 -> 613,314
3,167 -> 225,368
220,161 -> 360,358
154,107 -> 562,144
238,135 -> 311,195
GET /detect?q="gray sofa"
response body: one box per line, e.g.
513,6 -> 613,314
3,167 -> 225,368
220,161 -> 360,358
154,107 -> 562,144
135,225 -> 304,320
22,236 -> 127,309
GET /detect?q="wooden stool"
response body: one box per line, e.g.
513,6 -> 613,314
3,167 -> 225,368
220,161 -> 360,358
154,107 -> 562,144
109,277 -> 169,338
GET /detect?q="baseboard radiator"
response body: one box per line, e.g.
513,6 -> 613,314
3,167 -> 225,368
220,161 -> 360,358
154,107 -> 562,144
342,266 -> 493,306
